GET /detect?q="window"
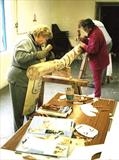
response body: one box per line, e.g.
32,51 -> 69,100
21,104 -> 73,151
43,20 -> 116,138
0,0 -> 7,52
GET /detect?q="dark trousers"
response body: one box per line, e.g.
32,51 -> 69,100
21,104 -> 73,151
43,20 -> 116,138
9,83 -> 27,131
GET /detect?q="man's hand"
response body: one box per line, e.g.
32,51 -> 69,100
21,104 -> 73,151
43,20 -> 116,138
36,44 -> 53,59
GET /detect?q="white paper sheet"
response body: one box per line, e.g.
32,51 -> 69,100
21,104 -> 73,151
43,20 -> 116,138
80,103 -> 98,117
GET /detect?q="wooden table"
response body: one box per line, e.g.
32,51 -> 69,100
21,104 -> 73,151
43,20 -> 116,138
44,93 -> 116,146
1,93 -> 116,158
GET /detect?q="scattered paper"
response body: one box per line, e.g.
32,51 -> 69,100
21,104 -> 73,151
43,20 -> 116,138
80,103 -> 98,117
59,95 -> 66,100
75,124 -> 98,138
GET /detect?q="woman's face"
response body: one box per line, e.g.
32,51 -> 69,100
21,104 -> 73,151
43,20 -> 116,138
83,27 -> 92,34
35,35 -> 48,45
78,27 -> 88,39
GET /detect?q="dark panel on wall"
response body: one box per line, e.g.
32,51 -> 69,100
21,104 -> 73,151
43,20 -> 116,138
96,3 -> 119,59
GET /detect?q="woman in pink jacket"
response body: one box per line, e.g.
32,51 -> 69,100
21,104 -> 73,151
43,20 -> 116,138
79,18 -> 109,97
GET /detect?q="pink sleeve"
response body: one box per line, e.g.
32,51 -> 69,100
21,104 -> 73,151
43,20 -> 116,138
83,31 -> 100,55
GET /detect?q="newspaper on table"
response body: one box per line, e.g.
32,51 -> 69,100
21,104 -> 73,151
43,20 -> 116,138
16,116 -> 75,157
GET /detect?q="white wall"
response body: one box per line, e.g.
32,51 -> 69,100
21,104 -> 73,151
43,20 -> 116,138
0,51 -> 13,89
17,0 -> 95,43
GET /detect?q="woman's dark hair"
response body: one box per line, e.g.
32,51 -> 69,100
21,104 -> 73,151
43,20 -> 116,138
78,18 -> 95,29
